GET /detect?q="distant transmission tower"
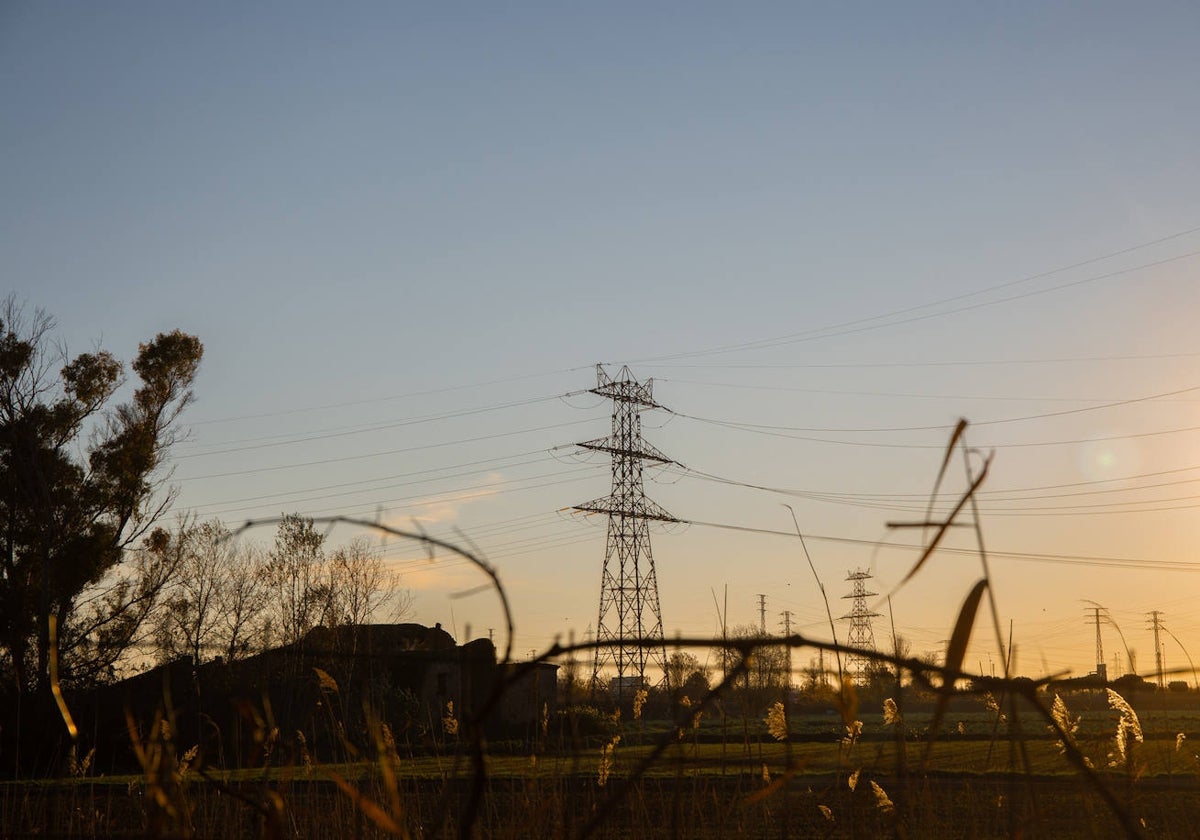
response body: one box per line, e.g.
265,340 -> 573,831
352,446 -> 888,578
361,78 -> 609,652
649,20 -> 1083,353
840,569 -> 881,682
573,365 -> 675,701
1087,605 -> 1107,682
1148,610 -> 1165,689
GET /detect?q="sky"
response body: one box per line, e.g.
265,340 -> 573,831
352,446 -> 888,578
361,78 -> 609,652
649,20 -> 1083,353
5,2 -> 1200,683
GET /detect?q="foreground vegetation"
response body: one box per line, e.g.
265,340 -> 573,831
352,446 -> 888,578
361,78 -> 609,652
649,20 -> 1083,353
6,688 -> 1200,839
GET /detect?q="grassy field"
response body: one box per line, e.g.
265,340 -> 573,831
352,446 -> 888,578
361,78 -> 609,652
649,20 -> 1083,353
6,700 -> 1200,839
5,753 -> 1200,839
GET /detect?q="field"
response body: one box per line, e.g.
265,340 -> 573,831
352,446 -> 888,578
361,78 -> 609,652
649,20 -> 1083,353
6,700 -> 1200,839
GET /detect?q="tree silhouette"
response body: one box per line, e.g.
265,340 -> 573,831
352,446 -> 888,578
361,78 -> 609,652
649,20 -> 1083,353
0,298 -> 202,693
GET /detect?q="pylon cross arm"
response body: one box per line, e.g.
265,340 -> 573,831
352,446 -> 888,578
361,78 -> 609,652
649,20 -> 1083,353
572,498 -> 678,523
577,437 -> 673,464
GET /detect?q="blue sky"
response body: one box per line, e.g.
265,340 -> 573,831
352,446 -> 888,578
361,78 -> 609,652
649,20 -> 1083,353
6,2 -> 1200,679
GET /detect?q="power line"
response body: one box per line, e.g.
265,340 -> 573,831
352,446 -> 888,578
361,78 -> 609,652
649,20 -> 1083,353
680,468 -> 1200,518
647,351 -> 1200,371
201,469 -> 594,521
658,377 -> 1200,405
188,366 -> 590,426
178,392 -> 578,458
671,412 -> 1200,451
678,517 -> 1200,573
665,381 -> 1200,435
177,417 -> 596,481
185,449 -> 554,513
191,460 -> 582,519
629,232 -> 1200,363
674,459 -> 1200,502
371,513 -> 572,558
672,463 -> 1200,513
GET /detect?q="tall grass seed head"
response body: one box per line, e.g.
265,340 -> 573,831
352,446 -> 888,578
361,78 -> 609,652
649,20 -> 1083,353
765,701 -> 788,741
1105,688 -> 1143,765
177,745 -> 199,777
1049,694 -> 1080,754
632,688 -> 648,720
983,692 -> 1007,724
296,730 -> 312,774
68,745 -> 95,778
381,723 -> 398,758
443,701 -> 459,737
870,780 -> 895,814
597,735 -> 620,787
314,667 -> 339,694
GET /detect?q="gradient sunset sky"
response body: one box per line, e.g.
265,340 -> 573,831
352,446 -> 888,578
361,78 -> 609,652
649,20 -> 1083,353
6,2 -> 1200,681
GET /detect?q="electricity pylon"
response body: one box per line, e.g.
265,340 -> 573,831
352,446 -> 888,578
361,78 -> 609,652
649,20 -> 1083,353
1087,605 -> 1107,682
841,569 -> 881,683
1148,611 -> 1165,689
573,365 -> 675,701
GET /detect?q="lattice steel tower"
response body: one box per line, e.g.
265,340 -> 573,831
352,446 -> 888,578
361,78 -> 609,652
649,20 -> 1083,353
573,365 -> 675,699
841,569 -> 881,682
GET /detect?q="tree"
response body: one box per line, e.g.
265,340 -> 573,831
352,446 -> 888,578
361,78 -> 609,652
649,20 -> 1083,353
0,298 -> 203,692
154,516 -> 268,667
261,514 -> 327,647
220,534 -> 270,661
260,516 -> 412,649
720,624 -> 789,713
326,537 -> 410,627
666,650 -> 711,701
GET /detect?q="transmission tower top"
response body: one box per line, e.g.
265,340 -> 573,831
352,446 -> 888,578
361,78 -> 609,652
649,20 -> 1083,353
841,569 -> 879,598
575,365 -> 677,521
591,364 -> 662,408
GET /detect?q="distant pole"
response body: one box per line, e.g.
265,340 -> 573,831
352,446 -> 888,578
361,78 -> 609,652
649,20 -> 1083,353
1148,611 -> 1165,689
1085,606 -> 1106,682
757,594 -> 768,634
780,610 -> 793,689
1159,622 -> 1199,690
